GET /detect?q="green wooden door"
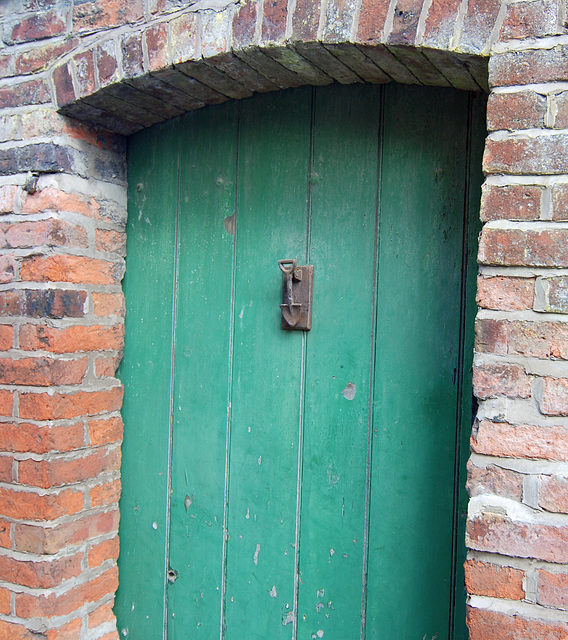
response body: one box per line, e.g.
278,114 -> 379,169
116,83 -> 485,640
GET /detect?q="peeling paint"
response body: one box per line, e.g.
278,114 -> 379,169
269,585 -> 277,598
253,543 -> 261,565
282,611 -> 294,626
342,382 -> 356,400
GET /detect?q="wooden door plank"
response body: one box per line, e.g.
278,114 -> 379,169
223,88 -> 312,640
296,84 -> 382,640
115,118 -> 180,639
365,84 -> 471,640
167,102 -> 239,637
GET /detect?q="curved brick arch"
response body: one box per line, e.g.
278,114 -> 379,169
1,1 -> 568,639
50,0 -> 506,134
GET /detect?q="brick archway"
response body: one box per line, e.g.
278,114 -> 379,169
0,1 -> 567,639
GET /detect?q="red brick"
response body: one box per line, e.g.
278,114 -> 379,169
467,607 -> 568,640
15,509 -> 119,554
479,228 -> 568,267
0,79 -> 50,108
92,292 -> 125,317
73,0 -> 144,32
484,135 -> 568,176
490,46 -> 568,88
7,8 -> 67,43
0,486 -> 83,521
96,229 -> 126,255
465,560 -> 525,600
0,456 -> 12,482
121,32 -> 144,78
19,386 -> 124,421
476,318 -> 568,359
487,91 -> 547,131
20,255 -> 121,285
0,422 -> 84,454
538,569 -> 568,610
170,12 -> 197,63
473,363 -> 532,400
88,417 -> 123,447
388,0 -> 425,45
145,22 -> 168,71
356,0 -> 391,43
89,601 -> 116,628
466,462 -> 523,501
95,40 -> 119,87
0,357 -> 87,386
539,377 -> 568,416
476,276 -> 535,311
88,535 -> 119,568
73,50 -> 97,97
467,513 -> 568,562
0,520 -> 10,548
262,0 -> 288,42
45,618 -> 82,640
0,255 -> 17,284
0,324 -> 13,349
540,475 -> 568,513
458,0 -> 501,54
551,91 -> 568,129
552,184 -> 568,221
0,552 -> 82,589
540,276 -> 568,313
289,0 -> 318,41
52,63 -> 75,107
472,420 -> 568,461
90,479 -> 121,508
19,448 -> 120,489
20,323 -> 124,354
500,0 -> 560,41
94,354 -> 121,378
0,619 -> 41,639
0,586 -> 10,614
21,187 -> 96,216
0,390 -> 13,416
480,183 -> 543,222
15,39 -> 76,76
0,219 -> 87,249
16,566 -> 118,618
421,0 -> 463,49
0,186 -> 18,214
0,289 -> 87,319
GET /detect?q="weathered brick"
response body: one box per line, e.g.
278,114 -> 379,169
15,566 -> 118,618
121,32 -> 144,78
467,513 -> 568,562
73,0 -> 144,32
0,486 -> 83,520
20,323 -> 124,354
0,520 -> 10,548
487,91 -> 547,131
472,420 -> 568,461
0,552 -> 82,589
15,39 -> 76,76
92,292 -> 124,317
388,0 -> 425,45
21,255 -> 122,285
540,475 -> 568,513
19,386 -> 123,420
457,0 -> 502,54
73,49 -> 97,97
538,569 -> 568,609
291,0 -> 320,41
170,12 -> 197,64
0,143 -> 79,177
551,91 -> 568,129
0,219 -> 87,249
88,417 -> 123,447
479,228 -> 568,268
490,46 -> 568,88
467,607 -> 568,640
96,229 -> 126,255
0,421 -> 84,454
421,0 -> 463,49
145,22 -> 168,71
473,363 -> 532,399
18,447 -> 120,489
538,377 -> 568,416
536,276 -> 568,313
466,462 -> 523,501
262,0 -> 288,42
6,8 -> 67,44
0,289 -> 87,319
476,317 -> 568,359
0,356 -> 87,386
96,39 -> 120,87
90,479 -> 121,508
485,135 -> 568,176
22,187 -> 97,216
552,184 -> 568,221
0,255 -> 16,284
500,0 -> 561,41
88,601 -> 116,629
15,509 -> 119,554
0,324 -> 13,350
356,0 -> 391,44
476,276 -> 535,311
480,183 -> 543,222
95,354 -> 121,378
465,560 -> 525,599
0,78 -> 50,108
53,62 -> 76,107
0,185 -> 18,213
88,535 -> 119,568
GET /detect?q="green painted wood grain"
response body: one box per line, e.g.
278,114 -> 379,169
116,118 -> 180,639
167,102 -> 239,639
223,88 -> 312,640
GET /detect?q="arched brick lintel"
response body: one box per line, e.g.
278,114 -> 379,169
51,0 -> 504,135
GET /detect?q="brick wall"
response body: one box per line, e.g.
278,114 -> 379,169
0,0 -> 567,638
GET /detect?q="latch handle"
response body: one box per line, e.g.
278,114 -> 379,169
278,259 -> 313,331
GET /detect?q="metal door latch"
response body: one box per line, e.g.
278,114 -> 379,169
278,259 -> 313,331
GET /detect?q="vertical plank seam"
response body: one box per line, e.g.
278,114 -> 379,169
163,141 -> 182,640
220,103 -> 241,640
360,84 -> 385,640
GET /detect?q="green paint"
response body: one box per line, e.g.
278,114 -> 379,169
118,84 -> 485,640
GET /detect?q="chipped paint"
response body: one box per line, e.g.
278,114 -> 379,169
342,382 -> 356,400
253,543 -> 261,565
